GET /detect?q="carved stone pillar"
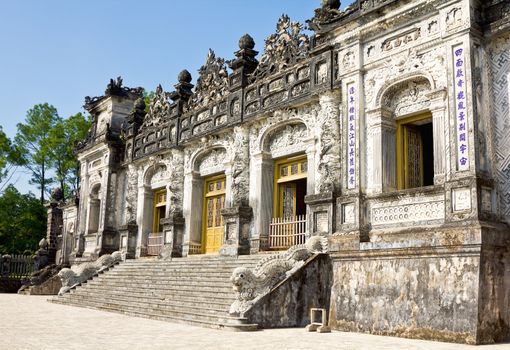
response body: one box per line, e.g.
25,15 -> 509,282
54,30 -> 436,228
161,212 -> 185,258
315,91 -> 342,194
220,206 -> 252,256
182,171 -> 203,256
224,163 -> 234,209
118,222 -> 137,259
45,201 -> 63,265
305,141 -> 316,196
366,107 -> 396,193
249,152 -> 273,252
428,89 -> 447,184
305,192 -> 335,236
135,185 -> 153,258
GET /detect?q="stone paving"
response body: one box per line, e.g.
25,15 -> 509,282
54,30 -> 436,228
1,294 -> 509,350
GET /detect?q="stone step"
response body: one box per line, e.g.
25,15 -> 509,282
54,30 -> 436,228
57,293 -> 230,314
103,270 -> 237,280
114,264 -> 255,271
93,277 -> 233,287
52,255 -> 263,330
121,258 -> 261,266
80,283 -> 235,296
53,297 -> 225,323
51,298 -> 258,331
64,290 -> 233,307
95,274 -> 232,283
71,285 -> 236,302
110,267 -> 244,274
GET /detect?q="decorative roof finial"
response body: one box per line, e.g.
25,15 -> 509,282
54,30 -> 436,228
239,34 -> 255,50
178,69 -> 192,84
321,0 -> 340,10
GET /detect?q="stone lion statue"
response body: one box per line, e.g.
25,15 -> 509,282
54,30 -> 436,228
57,251 -> 122,295
229,236 -> 328,316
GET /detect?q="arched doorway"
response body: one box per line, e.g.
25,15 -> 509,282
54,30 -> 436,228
202,175 -> 226,253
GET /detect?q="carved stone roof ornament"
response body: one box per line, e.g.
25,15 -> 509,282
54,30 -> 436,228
127,97 -> 146,131
251,15 -> 310,81
84,76 -> 143,110
186,49 -> 229,112
228,34 -> 259,91
308,0 -> 343,28
141,84 -> 171,129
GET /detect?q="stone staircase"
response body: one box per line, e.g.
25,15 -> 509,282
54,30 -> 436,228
49,255 -> 263,330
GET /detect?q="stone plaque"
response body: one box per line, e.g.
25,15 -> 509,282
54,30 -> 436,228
164,229 -> 173,244
342,203 -> 355,224
121,235 -> 128,249
314,211 -> 329,233
452,188 -> 471,212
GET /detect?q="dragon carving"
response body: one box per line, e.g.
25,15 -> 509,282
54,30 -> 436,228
57,251 -> 122,295
229,236 -> 328,316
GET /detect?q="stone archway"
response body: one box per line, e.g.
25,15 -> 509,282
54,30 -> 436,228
367,75 -> 446,193
183,147 -> 229,256
135,163 -> 169,257
252,121 -> 314,250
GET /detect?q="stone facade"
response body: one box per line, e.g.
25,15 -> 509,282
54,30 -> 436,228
52,0 -> 510,344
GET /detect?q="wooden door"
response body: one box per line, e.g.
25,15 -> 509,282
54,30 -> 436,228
279,182 -> 296,218
203,176 -> 226,254
404,126 -> 423,189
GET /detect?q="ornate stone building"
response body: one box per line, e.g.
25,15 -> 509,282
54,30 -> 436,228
52,0 -> 510,344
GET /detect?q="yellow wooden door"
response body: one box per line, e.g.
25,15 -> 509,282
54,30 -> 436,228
203,176 -> 226,254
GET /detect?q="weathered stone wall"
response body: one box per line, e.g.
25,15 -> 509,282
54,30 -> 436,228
477,227 -> 510,344
329,249 -> 481,344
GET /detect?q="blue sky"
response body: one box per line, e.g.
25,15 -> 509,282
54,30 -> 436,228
0,0 -> 337,193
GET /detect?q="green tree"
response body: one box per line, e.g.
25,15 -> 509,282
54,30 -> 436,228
0,127 -> 18,191
48,112 -> 91,198
14,103 -> 61,204
0,185 -> 46,255
143,89 -> 155,113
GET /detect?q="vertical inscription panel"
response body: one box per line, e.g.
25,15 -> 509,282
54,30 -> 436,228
453,44 -> 470,171
347,83 -> 357,189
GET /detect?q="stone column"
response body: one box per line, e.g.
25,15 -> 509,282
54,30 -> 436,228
182,171 -> 203,256
249,152 -> 273,252
366,108 -> 396,193
224,162 -> 234,209
118,222 -> 137,259
305,140 -> 316,196
160,212 -> 185,258
45,201 -> 63,265
315,91 -> 342,194
428,89 -> 447,184
135,185 -> 152,258
305,192 -> 335,237
220,206 -> 252,256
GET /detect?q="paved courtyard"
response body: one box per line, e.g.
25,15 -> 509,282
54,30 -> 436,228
1,294 -> 508,350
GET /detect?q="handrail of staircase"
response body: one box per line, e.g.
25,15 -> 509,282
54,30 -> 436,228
228,235 -> 328,317
57,251 -> 123,295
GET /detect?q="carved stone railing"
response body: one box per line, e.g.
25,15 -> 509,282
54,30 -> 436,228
179,96 -> 231,142
57,251 -> 122,295
229,235 -> 328,317
367,188 -> 445,228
